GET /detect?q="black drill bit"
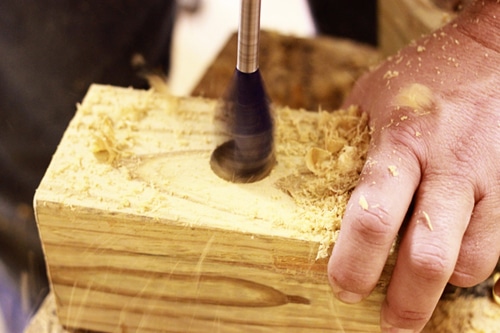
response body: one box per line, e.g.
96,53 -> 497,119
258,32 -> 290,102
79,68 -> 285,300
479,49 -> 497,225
210,0 -> 275,183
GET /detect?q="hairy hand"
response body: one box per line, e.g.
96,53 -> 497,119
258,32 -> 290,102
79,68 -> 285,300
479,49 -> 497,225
328,1 -> 500,331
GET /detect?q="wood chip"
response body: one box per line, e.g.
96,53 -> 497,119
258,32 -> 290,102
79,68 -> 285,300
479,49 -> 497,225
383,70 -> 399,80
388,165 -> 399,177
422,210 -> 433,231
359,195 -> 369,210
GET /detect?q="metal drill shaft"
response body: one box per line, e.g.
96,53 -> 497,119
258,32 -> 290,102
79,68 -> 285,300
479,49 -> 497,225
237,0 -> 261,73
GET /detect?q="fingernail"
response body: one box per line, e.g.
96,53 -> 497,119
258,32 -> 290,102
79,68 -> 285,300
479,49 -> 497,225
381,318 -> 416,333
329,276 -> 365,304
381,325 -> 416,333
336,290 -> 364,304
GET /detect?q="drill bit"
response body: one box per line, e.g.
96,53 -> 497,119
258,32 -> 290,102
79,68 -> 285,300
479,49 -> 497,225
210,0 -> 275,183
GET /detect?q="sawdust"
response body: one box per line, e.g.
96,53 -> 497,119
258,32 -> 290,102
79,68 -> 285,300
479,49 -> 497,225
388,165 -> 399,177
394,83 -> 435,115
89,88 -> 158,165
274,105 -> 370,258
423,295 -> 500,332
358,195 -> 369,210
80,81 -> 371,259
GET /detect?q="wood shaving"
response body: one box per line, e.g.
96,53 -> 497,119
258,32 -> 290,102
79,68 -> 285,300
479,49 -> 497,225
358,195 -> 369,210
275,105 -> 370,258
423,296 -> 500,332
394,83 -> 435,115
422,210 -> 433,231
305,147 -> 332,176
383,70 -> 399,80
388,165 -> 399,177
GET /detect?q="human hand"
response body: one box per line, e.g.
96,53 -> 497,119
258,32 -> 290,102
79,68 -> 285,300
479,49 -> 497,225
328,1 -> 500,332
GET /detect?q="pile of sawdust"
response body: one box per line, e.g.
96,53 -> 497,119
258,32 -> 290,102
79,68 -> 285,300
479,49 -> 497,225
273,106 -> 370,258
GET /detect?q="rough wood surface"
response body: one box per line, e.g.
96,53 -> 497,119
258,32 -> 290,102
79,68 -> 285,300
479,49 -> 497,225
32,84 -> 389,332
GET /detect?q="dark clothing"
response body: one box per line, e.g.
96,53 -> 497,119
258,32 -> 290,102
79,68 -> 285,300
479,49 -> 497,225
308,0 -> 377,46
0,0 -> 176,203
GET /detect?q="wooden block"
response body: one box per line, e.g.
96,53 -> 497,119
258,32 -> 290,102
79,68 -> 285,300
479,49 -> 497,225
34,85 -> 500,333
378,0 -> 458,56
34,84 -> 389,332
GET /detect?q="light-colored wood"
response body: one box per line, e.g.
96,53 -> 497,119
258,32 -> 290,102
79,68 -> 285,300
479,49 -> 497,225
378,0 -> 457,56
32,84 -> 500,333
34,84 -> 390,332
25,290 -> 500,333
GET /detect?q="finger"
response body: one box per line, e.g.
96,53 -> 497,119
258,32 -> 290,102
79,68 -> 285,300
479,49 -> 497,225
328,144 -> 421,303
450,193 -> 500,286
341,73 -> 373,110
381,177 -> 473,331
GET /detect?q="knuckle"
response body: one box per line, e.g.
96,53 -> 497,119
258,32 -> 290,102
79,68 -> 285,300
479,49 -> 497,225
449,136 -> 475,167
408,243 -> 453,282
450,252 -> 498,287
449,269 -> 484,288
393,308 -> 431,324
384,298 -> 433,329
351,206 -> 396,247
383,119 -> 425,155
329,265 -> 376,295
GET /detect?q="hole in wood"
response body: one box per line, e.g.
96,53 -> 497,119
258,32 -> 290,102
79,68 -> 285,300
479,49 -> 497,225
210,138 -> 275,183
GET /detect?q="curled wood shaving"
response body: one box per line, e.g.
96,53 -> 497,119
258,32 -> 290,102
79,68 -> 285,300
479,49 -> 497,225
275,105 -> 370,258
388,165 -> 399,177
421,210 -> 433,231
359,195 -> 369,210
